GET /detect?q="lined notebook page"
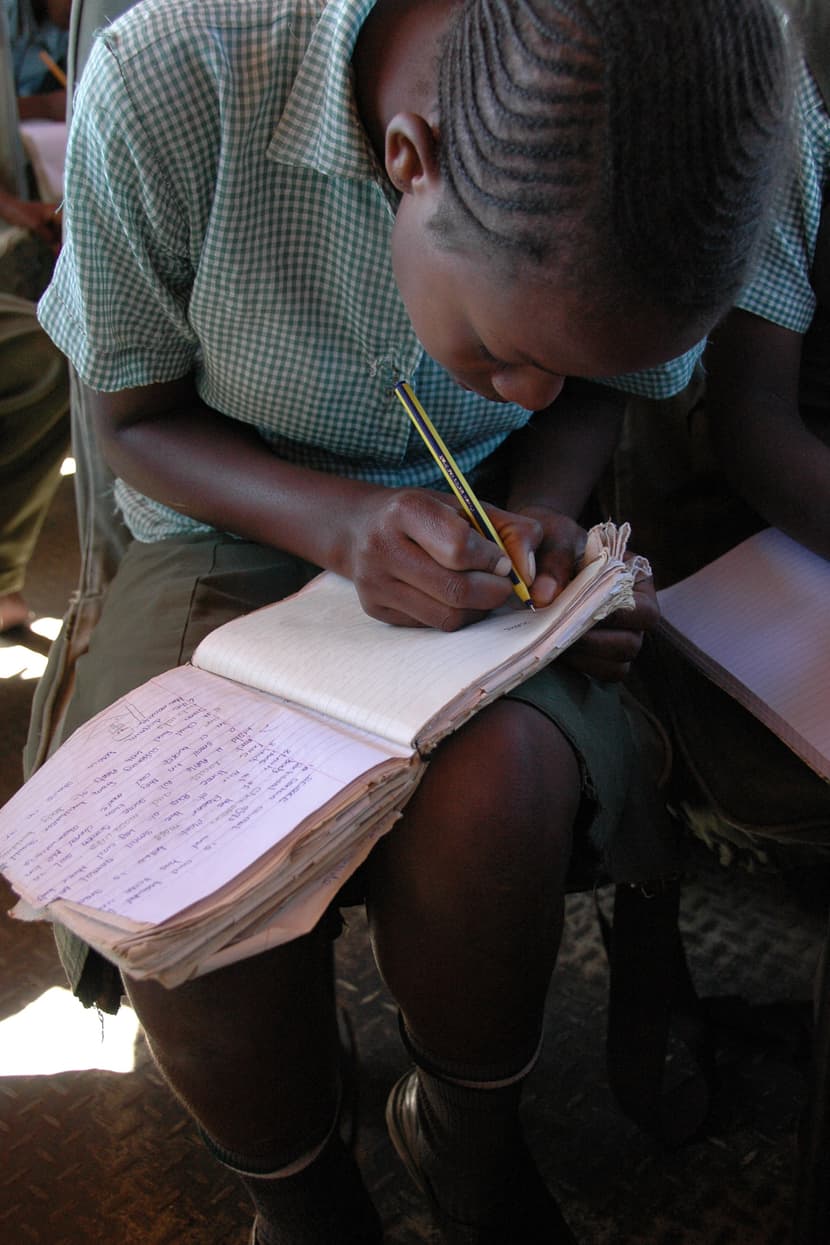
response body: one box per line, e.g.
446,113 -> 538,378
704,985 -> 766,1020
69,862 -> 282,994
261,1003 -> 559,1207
658,528 -> 830,779
0,666 -> 402,924
191,559 -> 610,751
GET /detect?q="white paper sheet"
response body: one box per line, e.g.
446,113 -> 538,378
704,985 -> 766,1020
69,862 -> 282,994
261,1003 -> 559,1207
0,665 -> 398,923
19,119 -> 66,200
658,528 -> 830,778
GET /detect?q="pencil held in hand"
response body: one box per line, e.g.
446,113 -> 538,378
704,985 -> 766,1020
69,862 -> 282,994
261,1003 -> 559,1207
394,381 -> 534,609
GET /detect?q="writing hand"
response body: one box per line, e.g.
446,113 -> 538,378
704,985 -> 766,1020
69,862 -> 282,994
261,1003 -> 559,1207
508,506 -> 586,608
344,487 -> 541,630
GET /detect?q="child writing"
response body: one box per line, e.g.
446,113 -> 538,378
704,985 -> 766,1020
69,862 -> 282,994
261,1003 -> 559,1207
34,0 -> 792,1241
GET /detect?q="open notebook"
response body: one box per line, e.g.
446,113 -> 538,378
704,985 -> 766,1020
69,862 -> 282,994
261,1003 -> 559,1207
0,522 -> 647,986
658,527 -> 830,781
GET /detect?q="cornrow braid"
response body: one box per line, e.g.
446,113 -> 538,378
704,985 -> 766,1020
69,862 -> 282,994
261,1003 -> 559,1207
434,0 -> 795,322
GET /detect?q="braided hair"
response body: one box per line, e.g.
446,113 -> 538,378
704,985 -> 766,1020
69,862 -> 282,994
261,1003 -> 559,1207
433,0 -> 795,325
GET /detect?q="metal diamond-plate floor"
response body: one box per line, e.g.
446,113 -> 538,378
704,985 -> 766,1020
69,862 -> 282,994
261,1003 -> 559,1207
0,476 -> 826,1244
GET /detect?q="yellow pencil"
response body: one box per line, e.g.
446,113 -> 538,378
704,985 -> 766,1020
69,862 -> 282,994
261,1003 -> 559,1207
394,381 -> 534,610
38,49 -> 67,88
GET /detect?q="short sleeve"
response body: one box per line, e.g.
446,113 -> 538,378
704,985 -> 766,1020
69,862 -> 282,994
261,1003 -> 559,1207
37,37 -> 199,391
592,340 -> 706,401
734,64 -> 829,334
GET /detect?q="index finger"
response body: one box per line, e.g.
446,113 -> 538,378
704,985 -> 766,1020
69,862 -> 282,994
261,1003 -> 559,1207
402,490 -> 517,579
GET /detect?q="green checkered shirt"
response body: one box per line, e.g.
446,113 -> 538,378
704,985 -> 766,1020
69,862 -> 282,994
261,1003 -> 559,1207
39,0 -> 700,542
735,61 -> 830,333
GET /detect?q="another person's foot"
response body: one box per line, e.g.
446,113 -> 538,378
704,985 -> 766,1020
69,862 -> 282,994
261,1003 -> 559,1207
0,592 -> 34,633
386,1068 -> 578,1244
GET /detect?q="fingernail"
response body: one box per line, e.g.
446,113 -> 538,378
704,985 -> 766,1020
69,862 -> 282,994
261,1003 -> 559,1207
494,555 -> 511,576
527,550 -> 536,582
535,573 -> 558,603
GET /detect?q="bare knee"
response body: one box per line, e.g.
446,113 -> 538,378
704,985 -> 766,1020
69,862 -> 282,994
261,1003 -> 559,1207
372,699 -> 581,903
433,699 -> 580,862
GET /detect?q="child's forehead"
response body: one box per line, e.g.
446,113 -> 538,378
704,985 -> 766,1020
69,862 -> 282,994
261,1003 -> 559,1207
445,250 -> 702,374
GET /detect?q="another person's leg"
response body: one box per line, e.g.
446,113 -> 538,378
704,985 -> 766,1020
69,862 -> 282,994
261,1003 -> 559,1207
0,293 -> 69,631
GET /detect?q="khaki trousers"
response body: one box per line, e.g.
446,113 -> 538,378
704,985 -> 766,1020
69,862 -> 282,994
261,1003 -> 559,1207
0,291 -> 70,596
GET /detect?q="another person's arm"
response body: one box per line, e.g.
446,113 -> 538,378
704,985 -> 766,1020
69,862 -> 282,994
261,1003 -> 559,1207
704,308 -> 830,560
17,88 -> 66,121
0,184 -> 61,248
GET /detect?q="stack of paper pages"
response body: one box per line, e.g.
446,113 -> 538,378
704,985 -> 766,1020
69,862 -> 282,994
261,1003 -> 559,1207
0,522 -> 647,986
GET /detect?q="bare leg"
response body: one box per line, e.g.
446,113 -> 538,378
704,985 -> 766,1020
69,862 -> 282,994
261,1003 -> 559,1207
123,930 -> 382,1243
368,698 -> 579,1062
123,929 -> 340,1156
367,699 -> 581,1241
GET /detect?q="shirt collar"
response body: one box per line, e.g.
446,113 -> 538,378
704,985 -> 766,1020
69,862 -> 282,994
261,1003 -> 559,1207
267,0 -> 385,183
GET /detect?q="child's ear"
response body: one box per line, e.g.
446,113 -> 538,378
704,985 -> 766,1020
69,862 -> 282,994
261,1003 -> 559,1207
384,112 -> 441,195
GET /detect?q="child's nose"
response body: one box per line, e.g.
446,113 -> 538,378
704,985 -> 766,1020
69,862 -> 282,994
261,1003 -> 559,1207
491,366 -> 565,411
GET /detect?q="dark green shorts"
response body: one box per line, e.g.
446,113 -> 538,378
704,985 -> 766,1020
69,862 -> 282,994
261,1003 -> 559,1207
38,533 -> 678,1010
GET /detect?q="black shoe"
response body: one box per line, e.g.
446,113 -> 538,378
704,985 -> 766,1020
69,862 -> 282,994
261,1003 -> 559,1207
385,1069 -> 578,1244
